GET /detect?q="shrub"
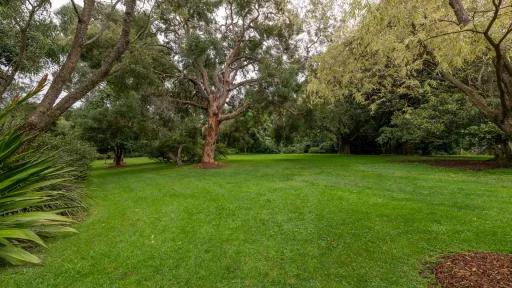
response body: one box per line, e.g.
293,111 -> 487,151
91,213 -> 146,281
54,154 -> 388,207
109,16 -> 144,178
31,118 -> 97,179
0,79 -> 77,265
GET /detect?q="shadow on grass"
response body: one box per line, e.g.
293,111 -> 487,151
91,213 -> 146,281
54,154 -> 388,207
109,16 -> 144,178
90,161 -> 176,177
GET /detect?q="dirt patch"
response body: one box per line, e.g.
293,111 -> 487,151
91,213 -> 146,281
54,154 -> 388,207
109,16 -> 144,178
433,252 -> 512,288
196,162 -> 227,169
409,159 -> 511,170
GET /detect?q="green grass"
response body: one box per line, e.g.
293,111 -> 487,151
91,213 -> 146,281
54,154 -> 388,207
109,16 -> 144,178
1,154 -> 512,287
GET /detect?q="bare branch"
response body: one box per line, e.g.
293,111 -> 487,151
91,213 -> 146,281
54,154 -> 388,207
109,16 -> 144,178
70,0 -> 82,21
33,0 -> 95,111
229,78 -> 258,91
184,76 -> 209,99
84,0 -> 122,46
424,28 -> 482,41
169,98 -> 208,110
439,70 -> 499,120
219,101 -> 251,122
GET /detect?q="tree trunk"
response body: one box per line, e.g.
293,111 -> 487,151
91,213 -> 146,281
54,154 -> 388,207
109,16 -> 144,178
448,0 -> 471,26
24,0 -> 136,133
113,147 -> 124,167
176,144 -> 183,166
201,110 -> 220,165
168,144 -> 184,167
336,135 -> 343,154
341,141 -> 351,154
494,138 -> 512,162
403,142 -> 415,155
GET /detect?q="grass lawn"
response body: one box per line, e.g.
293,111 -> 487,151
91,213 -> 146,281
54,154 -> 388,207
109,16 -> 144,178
1,154 -> 512,287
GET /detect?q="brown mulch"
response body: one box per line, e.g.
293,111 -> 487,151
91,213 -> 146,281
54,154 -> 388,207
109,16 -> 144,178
433,252 -> 512,288
412,159 -> 511,171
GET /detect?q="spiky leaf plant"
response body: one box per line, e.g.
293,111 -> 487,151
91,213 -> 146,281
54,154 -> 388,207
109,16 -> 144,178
0,76 -> 77,265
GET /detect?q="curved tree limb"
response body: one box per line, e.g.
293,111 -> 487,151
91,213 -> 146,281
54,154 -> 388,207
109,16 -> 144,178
26,0 -> 137,132
219,101 -> 251,122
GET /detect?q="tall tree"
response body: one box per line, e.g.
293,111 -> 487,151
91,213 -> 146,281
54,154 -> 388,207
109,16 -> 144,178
311,0 -> 512,160
439,0 -> 512,159
76,89 -> 147,167
156,0 -> 299,165
24,0 -> 137,132
0,0 -> 58,100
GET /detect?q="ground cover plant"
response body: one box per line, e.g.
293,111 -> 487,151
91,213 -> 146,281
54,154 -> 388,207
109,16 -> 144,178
1,154 -> 511,287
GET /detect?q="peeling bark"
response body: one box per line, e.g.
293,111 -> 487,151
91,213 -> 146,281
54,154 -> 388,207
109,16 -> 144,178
201,107 -> 220,164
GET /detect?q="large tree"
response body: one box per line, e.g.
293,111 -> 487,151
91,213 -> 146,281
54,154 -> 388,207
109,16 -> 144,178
311,0 -> 512,160
76,89 -> 147,167
439,0 -> 512,159
156,0 -> 299,165
20,0 -> 137,132
0,0 -> 58,100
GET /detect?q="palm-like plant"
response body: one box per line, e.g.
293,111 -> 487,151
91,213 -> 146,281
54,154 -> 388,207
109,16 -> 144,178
0,77 -> 77,265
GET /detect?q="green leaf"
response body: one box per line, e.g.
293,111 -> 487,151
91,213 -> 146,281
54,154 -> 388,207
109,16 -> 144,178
0,229 -> 46,247
0,242 -> 42,265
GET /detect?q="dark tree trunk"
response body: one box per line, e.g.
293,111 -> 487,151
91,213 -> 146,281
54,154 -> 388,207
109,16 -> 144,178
494,138 -> 512,162
403,142 -> 415,155
113,147 -> 124,167
341,141 -> 351,154
335,135 -> 343,154
201,110 -> 220,165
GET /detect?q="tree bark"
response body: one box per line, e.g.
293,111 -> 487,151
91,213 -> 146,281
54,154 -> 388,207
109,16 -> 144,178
403,142 -> 415,155
448,0 -> 471,26
442,0 -> 512,162
335,135 -> 342,154
494,138 -> 512,162
201,109 -> 220,165
168,144 -> 184,166
176,144 -> 183,166
341,141 -> 351,154
113,147 -> 124,167
25,0 -> 137,133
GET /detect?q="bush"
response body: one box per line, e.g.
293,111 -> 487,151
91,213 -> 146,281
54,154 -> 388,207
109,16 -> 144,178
0,81 -> 77,265
31,120 -> 97,179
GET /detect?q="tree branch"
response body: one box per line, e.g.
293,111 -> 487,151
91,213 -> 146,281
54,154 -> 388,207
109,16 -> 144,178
439,70 -> 499,120
84,0 -> 122,46
33,0 -> 95,113
219,101 -> 251,122
50,0 -> 136,118
229,78 -> 258,91
70,0 -> 82,22
448,0 -> 471,26
169,98 -> 208,110
184,76 -> 209,99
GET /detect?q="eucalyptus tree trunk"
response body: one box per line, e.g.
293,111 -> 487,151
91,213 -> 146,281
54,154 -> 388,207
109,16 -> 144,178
201,104 -> 221,165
